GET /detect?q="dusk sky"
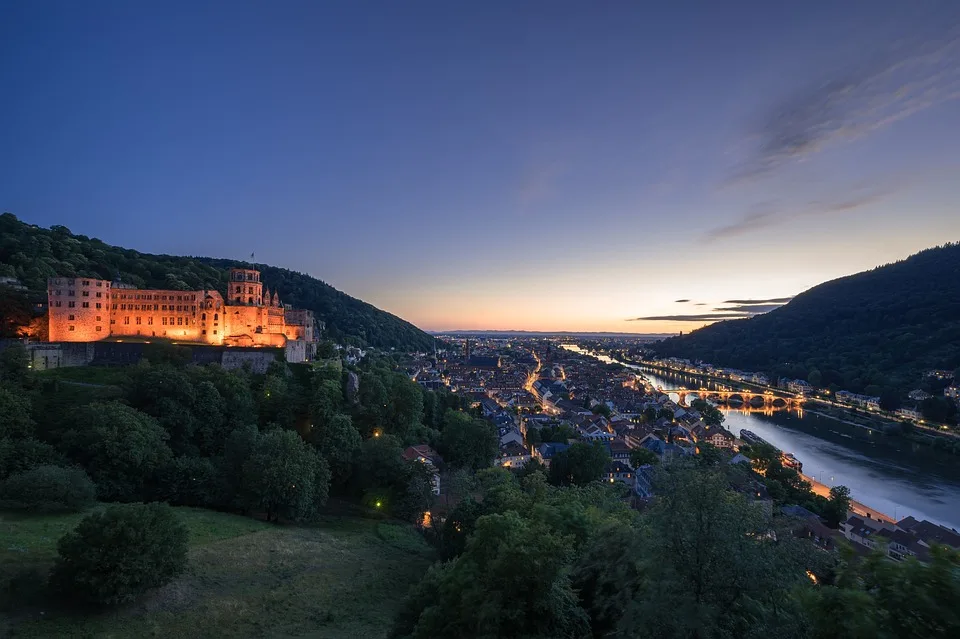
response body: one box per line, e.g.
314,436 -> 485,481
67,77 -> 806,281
2,1 -> 959,334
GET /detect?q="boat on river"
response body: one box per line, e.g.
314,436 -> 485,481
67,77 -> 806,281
739,429 -> 769,446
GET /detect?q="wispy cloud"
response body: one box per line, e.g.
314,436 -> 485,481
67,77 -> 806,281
627,313 -> 752,322
707,187 -> 899,240
734,24 -> 960,182
716,303 -> 786,314
710,206 -> 782,240
722,297 -> 793,305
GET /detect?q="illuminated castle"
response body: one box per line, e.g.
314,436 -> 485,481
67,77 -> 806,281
47,267 -> 318,353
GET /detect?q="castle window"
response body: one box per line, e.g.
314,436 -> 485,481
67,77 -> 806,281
162,318 -> 167,326
177,305 -> 182,311
136,317 -> 142,325
96,303 -> 102,309
161,305 -> 167,311
169,316 -> 174,324
177,295 -> 182,301
201,313 -> 206,320
82,291 -> 89,296
68,301 -> 75,308
248,297 -> 253,304
202,330 -> 206,335
96,292 -> 101,298
69,325 -> 75,331
112,304 -> 117,310
82,302 -> 89,308
55,290 -> 61,295
213,330 -> 217,335
235,285 -> 242,293
214,313 -> 218,320
68,314 -> 75,320
110,319 -> 116,324
54,301 -> 61,307
96,281 -> 102,287
248,286 -> 253,294
82,280 -> 90,286
96,316 -> 101,321
95,326 -> 102,332
148,318 -> 153,325
68,290 -> 75,296
177,317 -> 183,326
124,317 -> 130,325
235,297 -> 241,303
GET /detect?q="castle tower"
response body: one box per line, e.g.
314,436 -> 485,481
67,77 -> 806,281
228,268 -> 263,306
272,291 -> 280,307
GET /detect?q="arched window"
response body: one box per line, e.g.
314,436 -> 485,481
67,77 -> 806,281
201,313 -> 206,321
248,297 -> 253,304
214,313 -> 218,321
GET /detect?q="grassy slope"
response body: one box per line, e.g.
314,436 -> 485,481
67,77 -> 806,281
1,507 -> 433,638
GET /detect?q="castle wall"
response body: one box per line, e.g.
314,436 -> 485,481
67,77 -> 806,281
108,288 -> 206,341
284,339 -> 307,363
92,341 -> 145,366
47,268 -> 316,354
221,349 -> 281,374
48,277 -> 111,342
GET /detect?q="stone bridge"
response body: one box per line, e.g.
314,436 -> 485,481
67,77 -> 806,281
661,387 -> 803,408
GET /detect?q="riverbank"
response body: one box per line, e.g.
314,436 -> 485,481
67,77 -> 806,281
562,344 -> 960,529
802,473 -> 895,524
618,355 -> 960,451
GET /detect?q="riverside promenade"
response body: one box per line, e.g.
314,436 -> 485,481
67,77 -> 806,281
803,473 -> 895,524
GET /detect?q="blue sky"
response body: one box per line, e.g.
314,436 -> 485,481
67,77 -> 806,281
2,1 -> 959,332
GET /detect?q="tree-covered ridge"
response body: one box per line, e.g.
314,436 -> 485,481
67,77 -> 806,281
0,213 -> 435,351
654,242 -> 960,395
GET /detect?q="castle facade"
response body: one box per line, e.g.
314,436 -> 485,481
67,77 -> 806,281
47,267 -> 317,354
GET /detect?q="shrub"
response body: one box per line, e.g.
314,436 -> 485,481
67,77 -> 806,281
50,502 -> 188,606
0,437 -> 62,480
0,465 -> 96,513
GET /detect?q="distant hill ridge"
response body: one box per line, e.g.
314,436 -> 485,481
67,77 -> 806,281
0,213 -> 435,351
653,243 -> 960,394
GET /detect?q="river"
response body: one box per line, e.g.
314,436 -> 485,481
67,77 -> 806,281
562,345 -> 960,530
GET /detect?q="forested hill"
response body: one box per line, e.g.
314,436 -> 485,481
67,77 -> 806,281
653,243 -> 960,394
0,213 -> 435,351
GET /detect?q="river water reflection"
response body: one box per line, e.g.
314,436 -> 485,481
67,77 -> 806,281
563,345 -> 960,529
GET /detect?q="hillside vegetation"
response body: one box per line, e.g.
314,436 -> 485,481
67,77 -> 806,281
1,508 -> 433,638
0,213 -> 434,351
654,243 -> 960,395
